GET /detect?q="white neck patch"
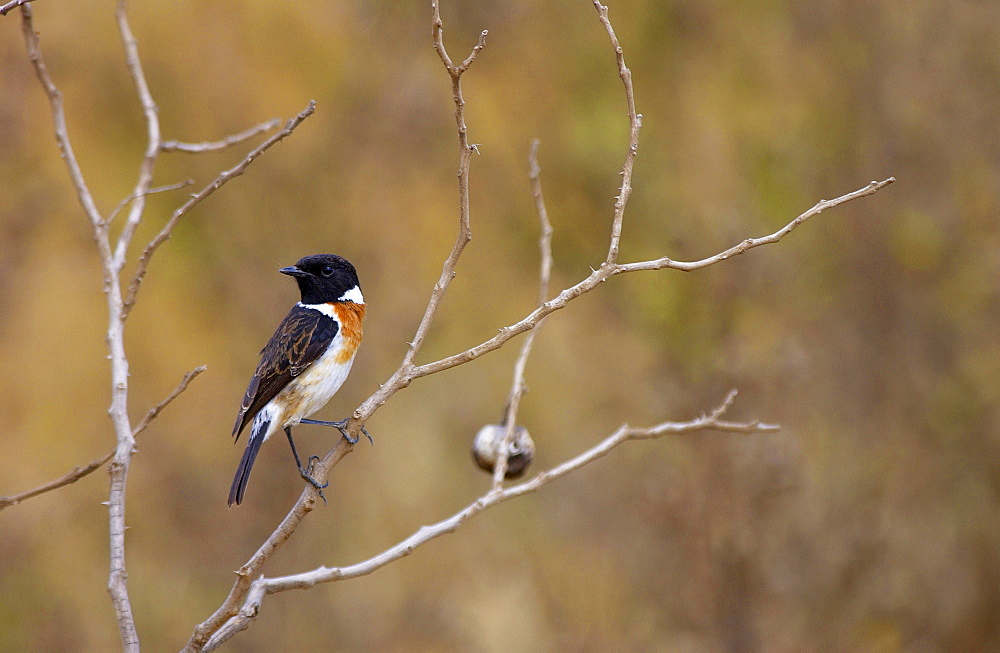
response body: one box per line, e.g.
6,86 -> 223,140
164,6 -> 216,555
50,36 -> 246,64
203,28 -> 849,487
338,285 -> 364,304
298,302 -> 336,318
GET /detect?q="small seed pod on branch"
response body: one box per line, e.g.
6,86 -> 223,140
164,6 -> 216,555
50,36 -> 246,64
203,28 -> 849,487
472,423 -> 536,479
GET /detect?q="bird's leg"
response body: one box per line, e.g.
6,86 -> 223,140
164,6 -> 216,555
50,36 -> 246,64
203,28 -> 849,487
285,427 -> 328,505
300,418 -> 373,445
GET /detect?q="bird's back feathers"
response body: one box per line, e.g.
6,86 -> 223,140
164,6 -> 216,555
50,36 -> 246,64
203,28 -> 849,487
232,304 -> 340,439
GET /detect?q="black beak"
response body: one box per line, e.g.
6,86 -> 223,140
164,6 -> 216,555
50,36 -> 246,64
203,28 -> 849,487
279,265 -> 309,278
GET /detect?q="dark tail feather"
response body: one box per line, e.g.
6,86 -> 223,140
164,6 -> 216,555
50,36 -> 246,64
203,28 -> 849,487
229,419 -> 268,507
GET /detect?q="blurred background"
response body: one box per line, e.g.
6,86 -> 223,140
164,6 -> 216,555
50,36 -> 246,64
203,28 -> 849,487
1,1 -> 998,650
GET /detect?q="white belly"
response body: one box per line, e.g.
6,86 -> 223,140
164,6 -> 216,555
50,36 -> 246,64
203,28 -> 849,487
253,332 -> 357,439
288,338 -> 356,419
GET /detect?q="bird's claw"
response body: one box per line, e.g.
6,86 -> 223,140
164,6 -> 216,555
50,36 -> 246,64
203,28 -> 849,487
334,421 -> 358,445
342,425 -> 374,445
299,469 -> 329,505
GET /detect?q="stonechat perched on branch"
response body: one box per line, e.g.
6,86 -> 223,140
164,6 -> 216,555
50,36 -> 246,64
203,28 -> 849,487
229,254 -> 365,507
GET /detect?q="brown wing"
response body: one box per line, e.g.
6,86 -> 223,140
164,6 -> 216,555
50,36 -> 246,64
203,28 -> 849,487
232,304 -> 339,439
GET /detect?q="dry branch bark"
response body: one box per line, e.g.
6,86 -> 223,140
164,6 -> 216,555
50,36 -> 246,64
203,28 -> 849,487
184,2 -> 895,650
16,2 -> 316,649
11,1 -> 895,650
200,392 -> 775,650
489,139 -> 555,489
0,367 -> 205,511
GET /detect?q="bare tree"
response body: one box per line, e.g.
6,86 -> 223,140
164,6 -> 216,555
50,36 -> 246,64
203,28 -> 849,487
7,3 -> 313,650
2,1 -> 893,650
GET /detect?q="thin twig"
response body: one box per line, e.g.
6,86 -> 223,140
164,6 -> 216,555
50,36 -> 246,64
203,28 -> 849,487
122,101 -> 316,318
183,441 -> 353,653
594,1 -> 641,265
184,6 -> 489,649
528,140 -> 554,307
491,139 -> 554,490
106,179 -> 194,226
201,393 -> 774,650
20,5 -> 106,233
0,367 -> 205,512
101,6 -> 159,646
336,4 -> 488,433
1,458 -> 109,511
0,0 -> 35,17
615,178 -> 896,273
21,5 -> 139,648
401,179 -> 895,382
161,118 -> 281,153
111,0 -> 161,273
400,3 -> 486,367
184,2 -> 896,647
131,366 -> 207,437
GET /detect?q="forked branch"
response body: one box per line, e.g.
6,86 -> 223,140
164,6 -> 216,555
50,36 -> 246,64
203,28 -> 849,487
123,101 -> 316,318
490,139 -> 555,489
17,2 -> 317,650
184,1 -> 895,650
200,392 -> 774,650
594,0 -> 640,264
0,0 -> 35,18
161,118 -> 281,153
185,8 -> 492,650
0,367 -> 205,511
400,2 -> 487,368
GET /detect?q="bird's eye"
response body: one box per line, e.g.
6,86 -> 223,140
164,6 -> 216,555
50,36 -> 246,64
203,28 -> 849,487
321,266 -> 335,277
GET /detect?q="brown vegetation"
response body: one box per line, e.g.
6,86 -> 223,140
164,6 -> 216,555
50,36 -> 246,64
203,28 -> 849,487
0,1 -> 997,650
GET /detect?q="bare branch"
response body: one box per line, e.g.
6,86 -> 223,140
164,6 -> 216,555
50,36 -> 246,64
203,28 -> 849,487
99,7 -> 158,646
131,365 -> 207,437
431,2 -> 488,77
123,101 -> 316,318
186,7 -> 488,648
185,2 -> 895,648
161,118 -> 281,153
111,0 -> 161,272
20,5 -> 107,239
593,1 -> 641,264
528,139 -> 554,306
20,1 -> 316,648
615,178 -> 897,273
0,457 -> 109,512
0,0 -> 36,17
106,179 -> 194,225
182,441 -> 353,653
22,5 -> 139,646
399,3 -> 487,369
490,139 -> 554,489
0,367 -> 205,512
406,177 -> 896,382
457,30 -> 489,74
106,359 -> 202,650
344,4 -> 894,485
200,393 -> 775,649
335,4 -> 488,437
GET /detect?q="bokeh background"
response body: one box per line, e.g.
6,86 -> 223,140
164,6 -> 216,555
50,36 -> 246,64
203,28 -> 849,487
2,1 -> 998,650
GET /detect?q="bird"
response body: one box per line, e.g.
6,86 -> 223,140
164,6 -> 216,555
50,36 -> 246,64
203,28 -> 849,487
229,253 -> 366,507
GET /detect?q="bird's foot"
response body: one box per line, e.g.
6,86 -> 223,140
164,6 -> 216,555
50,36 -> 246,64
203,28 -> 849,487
300,418 -> 373,446
298,465 -> 329,506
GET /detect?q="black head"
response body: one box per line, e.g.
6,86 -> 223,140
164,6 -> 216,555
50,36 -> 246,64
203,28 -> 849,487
280,254 -> 362,305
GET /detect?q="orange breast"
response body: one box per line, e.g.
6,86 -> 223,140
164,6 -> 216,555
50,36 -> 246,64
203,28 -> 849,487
331,302 -> 365,363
